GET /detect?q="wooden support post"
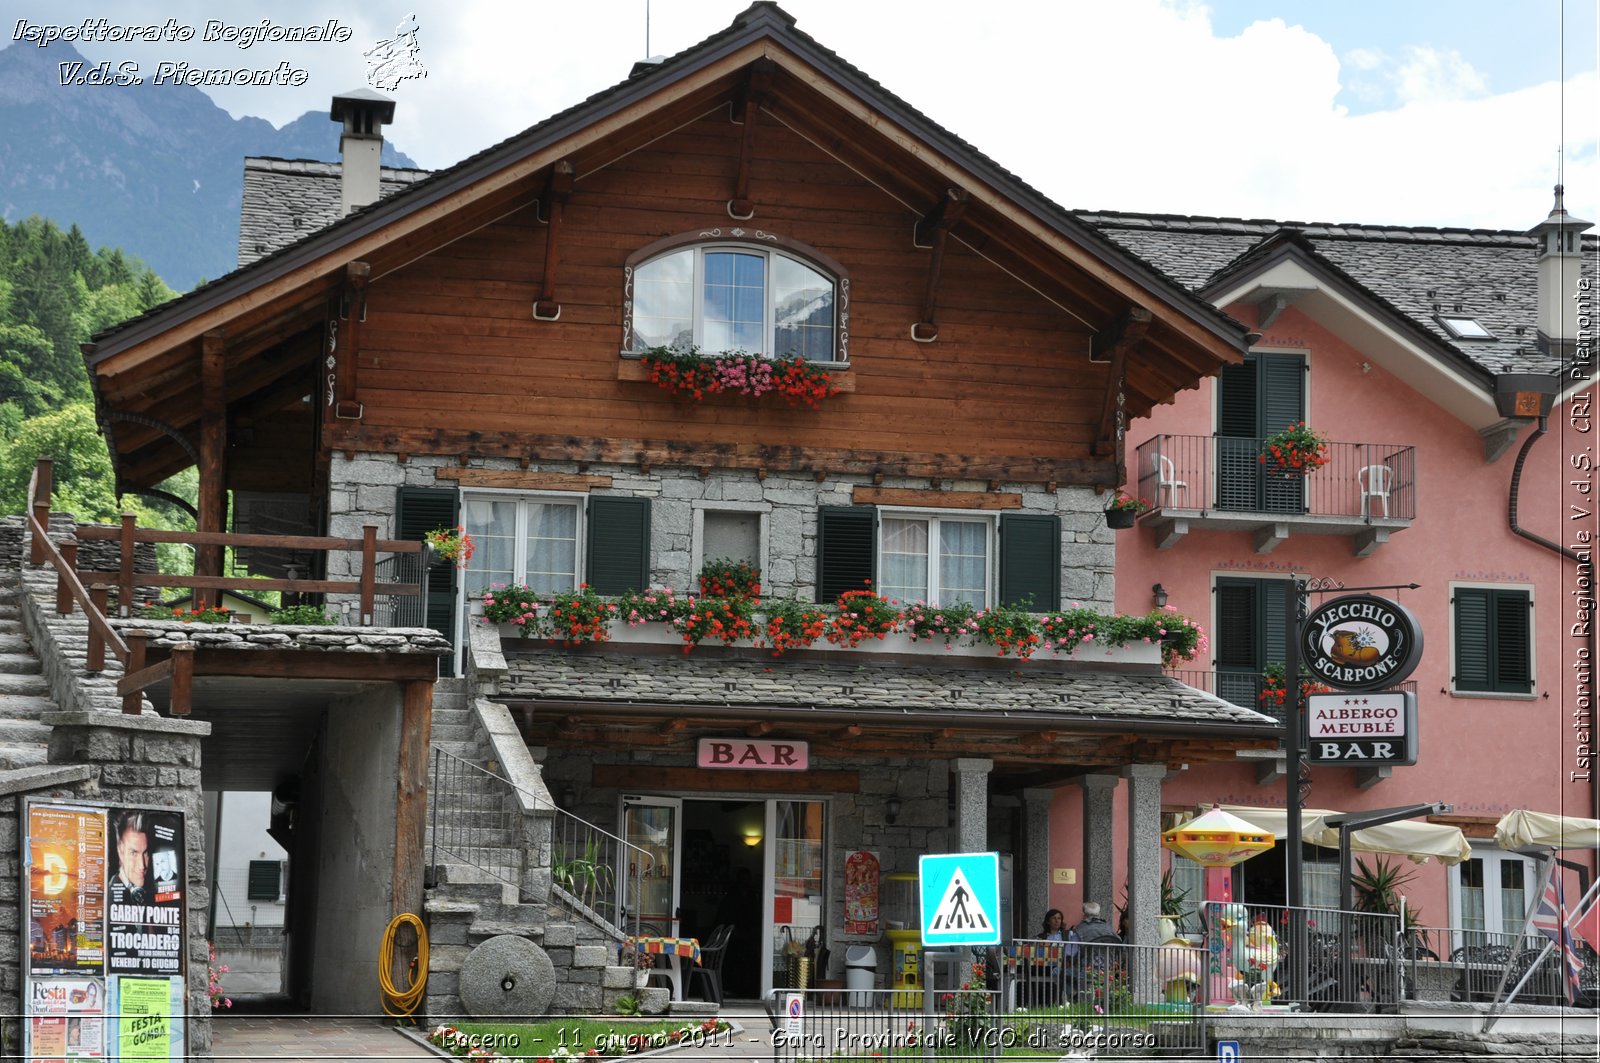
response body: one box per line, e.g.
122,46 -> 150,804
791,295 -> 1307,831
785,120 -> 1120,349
1092,307 -> 1151,456
119,513 -> 137,617
534,160 -> 575,320
197,330 -> 228,610
335,261 -> 370,419
88,585 -> 109,673
30,457 -> 53,565
912,188 -> 969,341
393,679 -> 434,919
728,60 -> 775,218
360,525 -> 377,625
56,542 -> 77,615
169,643 -> 194,716
123,631 -> 147,714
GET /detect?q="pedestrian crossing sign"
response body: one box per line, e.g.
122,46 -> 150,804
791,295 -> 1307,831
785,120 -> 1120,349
918,852 -> 1001,946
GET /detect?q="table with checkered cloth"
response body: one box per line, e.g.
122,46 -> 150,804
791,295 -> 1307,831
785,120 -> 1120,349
631,936 -> 702,963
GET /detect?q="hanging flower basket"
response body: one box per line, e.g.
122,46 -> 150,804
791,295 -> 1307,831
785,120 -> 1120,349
1105,492 -> 1149,529
1258,422 -> 1330,477
425,525 -> 475,569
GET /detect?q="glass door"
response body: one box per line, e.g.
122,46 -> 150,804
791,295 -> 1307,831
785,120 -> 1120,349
1451,849 -> 1534,950
621,795 -> 681,937
764,799 -> 825,999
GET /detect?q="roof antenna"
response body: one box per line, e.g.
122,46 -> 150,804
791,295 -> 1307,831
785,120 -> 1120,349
645,0 -> 651,59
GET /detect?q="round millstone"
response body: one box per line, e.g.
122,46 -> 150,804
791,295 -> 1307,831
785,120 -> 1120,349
458,935 -> 555,1018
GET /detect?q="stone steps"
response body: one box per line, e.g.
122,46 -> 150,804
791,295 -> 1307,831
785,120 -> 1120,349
0,585 -> 58,773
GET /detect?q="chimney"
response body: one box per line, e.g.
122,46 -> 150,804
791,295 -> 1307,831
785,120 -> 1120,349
1530,184 -> 1592,352
330,89 -> 397,216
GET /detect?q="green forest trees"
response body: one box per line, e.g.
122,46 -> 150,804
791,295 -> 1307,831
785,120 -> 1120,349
0,216 -> 191,532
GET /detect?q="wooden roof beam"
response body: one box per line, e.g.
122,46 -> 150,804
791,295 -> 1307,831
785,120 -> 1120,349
728,58 -> 776,219
533,160 -> 574,321
911,188 -> 969,342
1092,306 -> 1151,457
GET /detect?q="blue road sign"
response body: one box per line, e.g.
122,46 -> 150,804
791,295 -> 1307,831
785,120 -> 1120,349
919,852 -> 1001,946
1217,1040 -> 1241,1063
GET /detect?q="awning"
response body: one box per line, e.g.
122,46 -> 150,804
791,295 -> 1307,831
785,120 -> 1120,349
1494,809 -> 1600,850
1206,804 -> 1472,866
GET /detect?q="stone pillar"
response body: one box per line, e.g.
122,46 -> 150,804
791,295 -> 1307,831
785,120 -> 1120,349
1123,763 -> 1165,946
1079,774 -> 1118,916
951,758 -> 993,852
1021,788 -> 1052,929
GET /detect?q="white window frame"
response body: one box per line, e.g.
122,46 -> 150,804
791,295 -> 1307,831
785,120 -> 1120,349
1447,580 -> 1537,699
1449,848 -> 1536,949
691,501 -> 772,582
458,488 -> 587,602
630,243 -> 839,362
876,508 -> 996,608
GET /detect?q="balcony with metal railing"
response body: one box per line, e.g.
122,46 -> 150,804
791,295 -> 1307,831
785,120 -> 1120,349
1134,435 -> 1416,556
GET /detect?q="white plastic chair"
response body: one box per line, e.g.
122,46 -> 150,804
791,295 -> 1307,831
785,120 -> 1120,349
1153,453 -> 1189,507
1359,464 -> 1393,518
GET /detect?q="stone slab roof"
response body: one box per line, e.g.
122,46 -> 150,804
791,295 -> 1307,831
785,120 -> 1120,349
499,648 -> 1279,732
238,157 -> 431,267
1077,211 -> 1599,377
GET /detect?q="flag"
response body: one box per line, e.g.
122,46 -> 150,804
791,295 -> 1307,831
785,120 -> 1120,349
1530,872 -> 1584,1004
1572,891 -> 1600,953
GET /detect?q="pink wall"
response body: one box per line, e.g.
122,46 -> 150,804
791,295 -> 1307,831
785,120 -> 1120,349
1047,300 -> 1594,930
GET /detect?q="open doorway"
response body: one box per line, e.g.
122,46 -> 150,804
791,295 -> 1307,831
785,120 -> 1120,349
679,799 -> 766,1000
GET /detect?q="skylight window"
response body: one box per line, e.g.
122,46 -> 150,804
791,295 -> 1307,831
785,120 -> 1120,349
1437,315 -> 1494,340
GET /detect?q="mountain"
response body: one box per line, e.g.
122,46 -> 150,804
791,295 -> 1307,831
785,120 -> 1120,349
0,41 -> 418,291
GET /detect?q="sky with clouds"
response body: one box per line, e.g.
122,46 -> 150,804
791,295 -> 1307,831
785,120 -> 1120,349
8,0 -> 1598,230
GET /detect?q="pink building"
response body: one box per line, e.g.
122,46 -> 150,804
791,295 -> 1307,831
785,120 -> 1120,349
1047,192 -> 1596,945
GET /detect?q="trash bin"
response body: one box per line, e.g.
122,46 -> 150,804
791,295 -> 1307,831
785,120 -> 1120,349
845,944 -> 877,1007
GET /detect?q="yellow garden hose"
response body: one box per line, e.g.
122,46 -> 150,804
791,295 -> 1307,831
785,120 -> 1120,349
379,913 -> 429,1018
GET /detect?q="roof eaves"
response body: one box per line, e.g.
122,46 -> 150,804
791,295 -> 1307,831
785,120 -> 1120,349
1200,233 -> 1499,390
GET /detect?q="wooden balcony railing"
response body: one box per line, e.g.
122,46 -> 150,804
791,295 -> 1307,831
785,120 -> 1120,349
24,456 -> 424,715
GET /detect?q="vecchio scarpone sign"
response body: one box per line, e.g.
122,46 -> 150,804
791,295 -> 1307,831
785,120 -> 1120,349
1300,594 -> 1424,691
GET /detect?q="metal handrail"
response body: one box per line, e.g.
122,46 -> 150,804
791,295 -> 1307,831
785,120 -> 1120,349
428,746 -> 647,940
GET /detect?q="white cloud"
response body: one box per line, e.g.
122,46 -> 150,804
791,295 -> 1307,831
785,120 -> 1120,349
1343,47 -> 1388,72
1390,44 -> 1490,104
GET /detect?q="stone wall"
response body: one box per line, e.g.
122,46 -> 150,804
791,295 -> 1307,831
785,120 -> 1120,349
325,454 -> 1116,610
0,515 -> 159,590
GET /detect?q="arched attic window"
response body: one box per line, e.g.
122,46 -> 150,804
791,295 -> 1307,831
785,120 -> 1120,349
623,231 -> 848,363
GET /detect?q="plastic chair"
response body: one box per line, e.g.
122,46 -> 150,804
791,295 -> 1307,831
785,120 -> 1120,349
687,924 -> 734,1004
1359,464 -> 1393,518
1153,452 -> 1188,507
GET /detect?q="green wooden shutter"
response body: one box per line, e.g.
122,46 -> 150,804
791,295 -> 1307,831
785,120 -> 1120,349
396,487 -> 458,645
997,513 -> 1059,610
1216,361 -> 1259,511
1494,591 -> 1532,692
586,497 -> 651,595
816,506 -> 875,603
1457,588 -> 1531,693
1214,579 -> 1259,707
1260,355 -> 1308,513
1262,580 -> 1290,667
1453,588 -> 1492,691
247,859 -> 282,901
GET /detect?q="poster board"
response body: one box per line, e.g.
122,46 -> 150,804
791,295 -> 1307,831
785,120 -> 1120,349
22,802 -> 186,1063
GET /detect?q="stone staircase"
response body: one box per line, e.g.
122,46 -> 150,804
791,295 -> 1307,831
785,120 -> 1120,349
421,679 -> 665,1019
0,584 -> 54,771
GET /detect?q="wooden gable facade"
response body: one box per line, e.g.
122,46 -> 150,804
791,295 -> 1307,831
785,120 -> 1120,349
85,4 -> 1247,529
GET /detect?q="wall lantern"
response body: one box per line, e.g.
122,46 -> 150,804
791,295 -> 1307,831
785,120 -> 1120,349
1152,583 -> 1169,609
886,796 -> 902,825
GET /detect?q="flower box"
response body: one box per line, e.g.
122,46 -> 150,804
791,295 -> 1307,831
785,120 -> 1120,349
490,618 -> 1163,666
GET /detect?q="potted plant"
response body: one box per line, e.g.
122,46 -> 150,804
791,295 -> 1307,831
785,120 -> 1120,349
697,558 -> 761,600
826,584 -> 901,648
1105,492 -> 1150,528
424,524 -> 475,568
1258,662 -> 1332,712
481,584 -> 543,636
761,597 -> 830,657
1258,421 -> 1331,477
1159,870 -> 1190,940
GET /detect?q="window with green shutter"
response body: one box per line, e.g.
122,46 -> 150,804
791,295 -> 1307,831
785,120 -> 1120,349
246,859 -> 282,901
586,497 -> 652,595
1217,352 -> 1307,514
998,513 -> 1059,610
396,487 -> 459,646
816,506 -> 875,602
1453,587 -> 1532,693
1214,577 -> 1292,712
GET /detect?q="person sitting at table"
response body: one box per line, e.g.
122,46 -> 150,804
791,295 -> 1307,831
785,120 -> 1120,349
1029,909 -> 1068,1005
1062,902 -> 1121,1002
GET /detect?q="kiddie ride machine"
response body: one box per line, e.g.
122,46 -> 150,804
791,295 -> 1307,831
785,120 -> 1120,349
1161,806 -> 1290,1011
883,873 -> 923,1006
